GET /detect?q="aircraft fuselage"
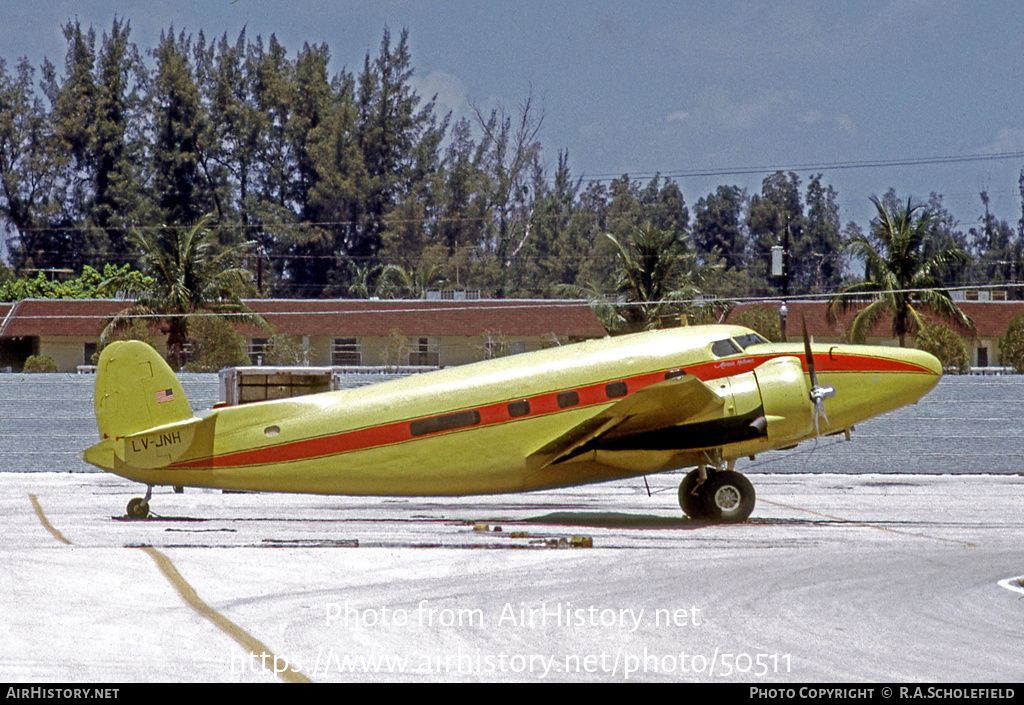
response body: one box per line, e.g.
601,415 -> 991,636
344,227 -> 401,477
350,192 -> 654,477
87,325 -> 942,498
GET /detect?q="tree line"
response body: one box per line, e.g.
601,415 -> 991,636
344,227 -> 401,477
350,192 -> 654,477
2,20 -> 1023,306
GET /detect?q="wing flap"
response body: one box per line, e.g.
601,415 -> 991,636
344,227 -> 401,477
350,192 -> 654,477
528,374 -> 721,470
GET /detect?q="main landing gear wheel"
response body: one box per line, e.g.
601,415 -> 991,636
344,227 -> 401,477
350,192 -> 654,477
678,469 -> 755,523
678,469 -> 707,520
702,471 -> 755,524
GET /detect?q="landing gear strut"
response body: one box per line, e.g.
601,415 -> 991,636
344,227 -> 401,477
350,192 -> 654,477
126,486 -> 152,520
678,465 -> 755,523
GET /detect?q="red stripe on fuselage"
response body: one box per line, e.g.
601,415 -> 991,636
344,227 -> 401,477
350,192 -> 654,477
684,351 -> 928,381
169,351 -> 930,470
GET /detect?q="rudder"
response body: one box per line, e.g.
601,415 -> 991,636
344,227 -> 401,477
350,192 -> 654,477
95,341 -> 194,441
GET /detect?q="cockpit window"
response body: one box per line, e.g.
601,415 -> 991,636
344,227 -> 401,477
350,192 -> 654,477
733,333 -> 769,349
711,339 -> 742,357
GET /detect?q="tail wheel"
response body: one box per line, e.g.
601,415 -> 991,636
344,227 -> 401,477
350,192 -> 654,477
126,497 -> 150,520
702,471 -> 755,524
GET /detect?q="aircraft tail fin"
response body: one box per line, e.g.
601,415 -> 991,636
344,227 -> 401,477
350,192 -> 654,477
94,341 -> 195,441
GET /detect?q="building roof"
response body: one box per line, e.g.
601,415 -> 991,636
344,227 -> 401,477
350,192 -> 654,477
6,296 -> 1020,343
0,298 -> 608,339
730,300 -> 1024,340
247,299 -> 608,338
0,299 -> 126,338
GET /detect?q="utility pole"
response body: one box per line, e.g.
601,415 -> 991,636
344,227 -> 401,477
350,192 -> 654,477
256,233 -> 265,296
771,219 -> 791,341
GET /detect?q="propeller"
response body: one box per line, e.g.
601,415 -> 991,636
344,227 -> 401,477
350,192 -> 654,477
802,316 -> 835,436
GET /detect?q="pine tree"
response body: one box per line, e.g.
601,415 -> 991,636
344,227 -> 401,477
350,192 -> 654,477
149,29 -> 209,225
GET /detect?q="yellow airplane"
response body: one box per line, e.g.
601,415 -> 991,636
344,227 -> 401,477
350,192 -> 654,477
82,323 -> 942,523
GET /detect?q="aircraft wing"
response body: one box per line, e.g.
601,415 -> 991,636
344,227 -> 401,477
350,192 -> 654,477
528,373 -> 722,469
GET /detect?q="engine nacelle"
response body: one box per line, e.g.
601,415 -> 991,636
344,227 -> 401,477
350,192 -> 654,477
753,356 -> 814,444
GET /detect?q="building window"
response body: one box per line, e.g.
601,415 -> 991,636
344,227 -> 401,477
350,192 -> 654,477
409,337 -> 439,366
249,338 -> 268,365
332,338 -> 361,366
425,289 -> 481,301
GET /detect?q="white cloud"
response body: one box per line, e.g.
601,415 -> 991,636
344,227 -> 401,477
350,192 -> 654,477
650,1 -> 962,81
695,88 -> 795,131
410,70 -> 470,119
985,127 -> 1024,153
798,110 -> 824,125
799,110 -> 858,137
834,115 -> 858,138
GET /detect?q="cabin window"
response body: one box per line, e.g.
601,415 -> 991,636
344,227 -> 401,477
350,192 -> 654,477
507,400 -> 531,418
665,369 -> 687,380
557,391 -> 580,408
605,381 -> 628,398
332,338 -> 361,366
733,333 -> 769,349
410,409 -> 481,437
711,339 -> 742,357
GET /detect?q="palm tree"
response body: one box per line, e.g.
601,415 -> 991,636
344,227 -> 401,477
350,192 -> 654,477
826,196 -> 974,347
562,223 -> 719,334
375,261 -> 448,299
101,215 -> 266,369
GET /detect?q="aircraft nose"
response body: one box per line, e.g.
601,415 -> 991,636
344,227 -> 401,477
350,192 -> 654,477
904,347 -> 943,377
882,346 -> 943,399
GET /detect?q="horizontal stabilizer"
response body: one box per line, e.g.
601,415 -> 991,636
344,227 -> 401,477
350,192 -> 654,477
80,416 -> 202,470
119,416 -> 203,468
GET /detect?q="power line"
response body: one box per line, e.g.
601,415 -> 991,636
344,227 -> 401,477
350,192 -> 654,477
585,151 -> 1024,182
7,283 -> 1018,322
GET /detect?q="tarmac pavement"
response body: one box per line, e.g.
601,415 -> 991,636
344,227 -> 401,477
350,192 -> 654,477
2,470 -> 1022,682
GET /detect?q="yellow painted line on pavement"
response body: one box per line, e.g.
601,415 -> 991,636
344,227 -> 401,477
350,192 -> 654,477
138,545 -> 311,683
28,493 -> 310,683
29,494 -> 72,545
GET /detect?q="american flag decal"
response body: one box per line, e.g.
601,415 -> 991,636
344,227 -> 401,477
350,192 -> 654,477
155,389 -> 174,403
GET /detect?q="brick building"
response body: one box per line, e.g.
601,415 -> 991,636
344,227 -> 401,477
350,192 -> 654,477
0,298 -> 608,372
731,298 -> 1024,371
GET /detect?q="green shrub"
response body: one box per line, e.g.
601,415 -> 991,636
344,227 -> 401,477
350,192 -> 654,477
999,313 -> 1024,373
95,320 -> 156,363
23,355 -> 58,373
915,321 -> 969,373
728,305 -> 784,343
261,334 -> 311,366
182,316 -> 250,372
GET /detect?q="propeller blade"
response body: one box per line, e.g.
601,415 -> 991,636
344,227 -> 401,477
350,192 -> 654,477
802,316 -> 819,389
802,315 -> 835,435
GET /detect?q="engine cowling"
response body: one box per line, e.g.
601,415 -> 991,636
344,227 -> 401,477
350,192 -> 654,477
753,356 -> 814,444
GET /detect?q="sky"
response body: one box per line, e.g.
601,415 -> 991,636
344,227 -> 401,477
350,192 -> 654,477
4,0 -> 1024,235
